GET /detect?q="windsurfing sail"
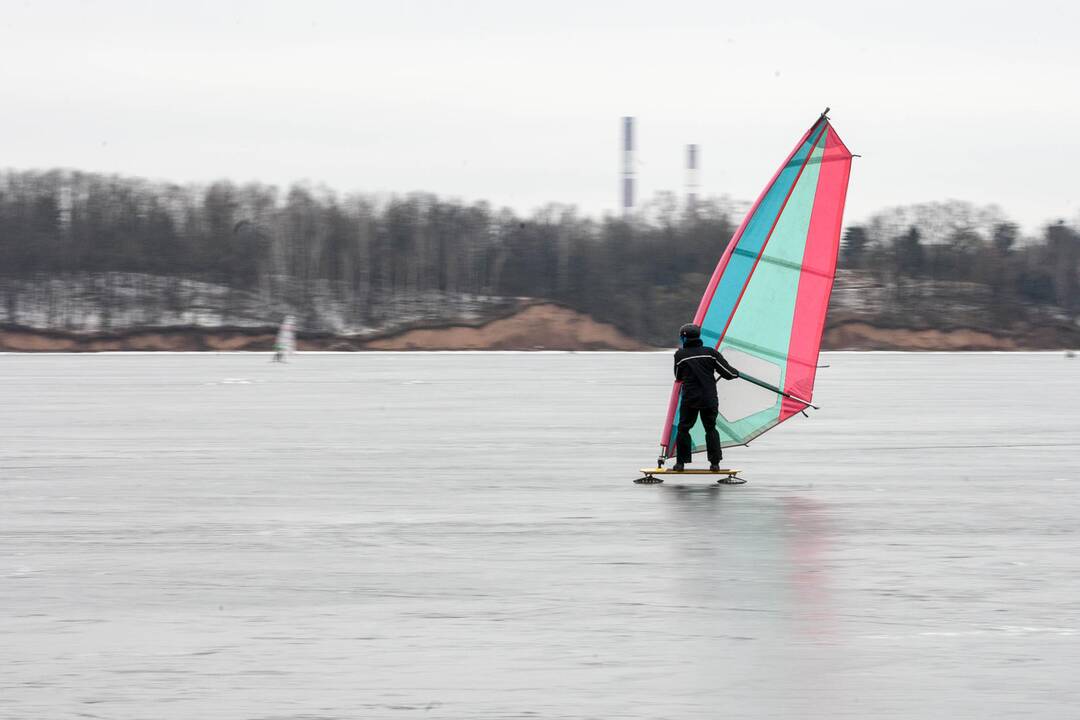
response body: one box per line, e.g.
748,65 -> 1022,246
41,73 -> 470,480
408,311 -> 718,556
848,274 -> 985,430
275,315 -> 296,357
660,111 -> 853,458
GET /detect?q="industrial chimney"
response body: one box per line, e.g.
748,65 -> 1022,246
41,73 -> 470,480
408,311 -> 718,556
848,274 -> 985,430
686,143 -> 700,211
621,117 -> 635,216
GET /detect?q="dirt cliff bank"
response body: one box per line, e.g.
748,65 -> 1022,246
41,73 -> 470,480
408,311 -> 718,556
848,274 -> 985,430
363,303 -> 646,350
823,320 -> 1080,351
0,303 -> 649,352
2,304 -> 1077,352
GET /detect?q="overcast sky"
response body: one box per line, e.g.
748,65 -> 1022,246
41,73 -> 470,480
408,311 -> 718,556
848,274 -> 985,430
1,0 -> 1077,229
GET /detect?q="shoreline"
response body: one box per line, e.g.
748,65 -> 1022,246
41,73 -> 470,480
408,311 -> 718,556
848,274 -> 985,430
2,302 -> 1078,353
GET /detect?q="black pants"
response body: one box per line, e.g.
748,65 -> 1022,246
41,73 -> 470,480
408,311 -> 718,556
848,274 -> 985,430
676,403 -> 721,465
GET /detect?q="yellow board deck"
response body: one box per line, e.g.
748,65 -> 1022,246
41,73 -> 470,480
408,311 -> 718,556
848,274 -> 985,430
638,468 -> 739,475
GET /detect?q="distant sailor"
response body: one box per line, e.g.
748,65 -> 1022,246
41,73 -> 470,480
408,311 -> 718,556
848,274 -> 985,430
672,323 -> 739,472
273,315 -> 296,362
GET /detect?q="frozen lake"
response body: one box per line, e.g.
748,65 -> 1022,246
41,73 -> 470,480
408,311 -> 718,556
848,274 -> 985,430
2,351 -> 1079,719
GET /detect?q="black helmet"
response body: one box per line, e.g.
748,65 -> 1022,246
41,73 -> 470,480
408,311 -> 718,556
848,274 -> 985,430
679,323 -> 701,340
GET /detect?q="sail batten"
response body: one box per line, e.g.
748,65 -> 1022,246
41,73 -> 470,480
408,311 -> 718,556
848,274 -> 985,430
660,115 -> 853,457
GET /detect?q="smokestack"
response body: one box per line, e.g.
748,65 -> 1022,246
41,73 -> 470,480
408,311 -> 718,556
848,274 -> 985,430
686,143 -> 699,211
621,117 -> 635,216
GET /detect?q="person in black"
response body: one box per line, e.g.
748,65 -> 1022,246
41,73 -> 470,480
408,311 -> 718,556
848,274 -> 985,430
673,323 -> 739,471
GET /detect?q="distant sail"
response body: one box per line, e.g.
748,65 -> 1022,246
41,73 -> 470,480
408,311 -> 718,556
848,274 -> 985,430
275,315 -> 296,357
661,113 -> 853,457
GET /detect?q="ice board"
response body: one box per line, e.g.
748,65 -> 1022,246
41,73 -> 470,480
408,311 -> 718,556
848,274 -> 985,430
634,468 -> 744,485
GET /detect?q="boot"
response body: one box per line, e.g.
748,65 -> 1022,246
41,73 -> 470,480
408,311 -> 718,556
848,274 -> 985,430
672,462 -> 685,472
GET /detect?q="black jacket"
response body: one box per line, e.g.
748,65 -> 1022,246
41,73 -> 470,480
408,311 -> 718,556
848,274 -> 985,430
674,338 -> 739,408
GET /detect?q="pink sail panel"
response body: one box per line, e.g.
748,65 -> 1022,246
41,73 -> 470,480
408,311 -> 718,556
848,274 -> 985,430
780,126 -> 853,420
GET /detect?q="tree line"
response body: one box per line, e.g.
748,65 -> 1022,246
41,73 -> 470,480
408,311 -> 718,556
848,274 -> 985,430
0,169 -> 1076,343
841,201 -> 1079,324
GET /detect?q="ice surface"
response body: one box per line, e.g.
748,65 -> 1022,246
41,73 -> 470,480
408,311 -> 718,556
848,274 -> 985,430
2,352 -> 1079,718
